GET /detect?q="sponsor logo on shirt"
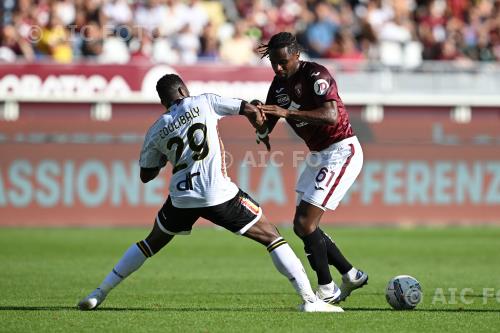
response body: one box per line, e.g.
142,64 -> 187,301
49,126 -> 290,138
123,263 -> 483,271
176,172 -> 201,191
276,93 -> 290,106
239,197 -> 260,215
314,79 -> 329,95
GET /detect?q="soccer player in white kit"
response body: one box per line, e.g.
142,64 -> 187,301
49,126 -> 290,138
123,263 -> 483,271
77,74 -> 343,313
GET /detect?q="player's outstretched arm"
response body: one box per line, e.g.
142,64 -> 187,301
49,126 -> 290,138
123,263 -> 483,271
260,101 -> 338,125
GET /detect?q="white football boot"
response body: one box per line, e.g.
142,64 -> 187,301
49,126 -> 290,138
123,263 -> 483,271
299,299 -> 344,313
316,281 -> 341,304
77,288 -> 107,310
338,270 -> 368,302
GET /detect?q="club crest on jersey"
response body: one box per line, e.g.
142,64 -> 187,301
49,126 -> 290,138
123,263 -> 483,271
276,93 -> 290,106
294,83 -> 302,97
314,79 -> 329,95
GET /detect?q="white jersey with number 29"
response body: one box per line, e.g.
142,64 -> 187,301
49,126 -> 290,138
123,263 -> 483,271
139,93 -> 242,208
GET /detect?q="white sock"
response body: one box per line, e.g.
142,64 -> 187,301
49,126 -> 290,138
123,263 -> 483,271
98,243 -> 149,293
344,267 -> 358,281
318,281 -> 337,294
267,237 -> 317,303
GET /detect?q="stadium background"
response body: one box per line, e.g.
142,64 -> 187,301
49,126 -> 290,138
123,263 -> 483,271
0,0 -> 499,227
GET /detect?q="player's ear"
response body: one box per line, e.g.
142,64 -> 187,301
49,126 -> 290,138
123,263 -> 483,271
179,85 -> 190,98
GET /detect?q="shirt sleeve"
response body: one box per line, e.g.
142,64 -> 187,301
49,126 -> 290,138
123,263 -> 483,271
310,65 -> 339,105
139,133 -> 167,169
204,93 -> 244,118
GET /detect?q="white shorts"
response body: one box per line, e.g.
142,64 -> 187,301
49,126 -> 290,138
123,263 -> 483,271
296,136 -> 363,211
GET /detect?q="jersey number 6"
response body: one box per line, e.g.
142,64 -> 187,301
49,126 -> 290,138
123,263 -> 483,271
167,123 -> 209,174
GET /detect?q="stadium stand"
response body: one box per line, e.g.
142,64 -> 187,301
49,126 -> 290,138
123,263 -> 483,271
0,0 -> 498,65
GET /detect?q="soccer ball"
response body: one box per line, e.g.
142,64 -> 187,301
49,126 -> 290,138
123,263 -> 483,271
385,275 -> 422,310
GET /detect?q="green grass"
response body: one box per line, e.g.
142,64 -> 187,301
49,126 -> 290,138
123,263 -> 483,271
1,226 -> 499,332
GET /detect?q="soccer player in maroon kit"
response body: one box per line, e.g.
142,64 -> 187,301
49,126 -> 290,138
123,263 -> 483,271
254,32 -> 368,303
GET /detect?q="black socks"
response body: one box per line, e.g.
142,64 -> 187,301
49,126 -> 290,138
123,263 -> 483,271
319,228 -> 353,275
303,228 -> 354,282
302,228 -> 332,285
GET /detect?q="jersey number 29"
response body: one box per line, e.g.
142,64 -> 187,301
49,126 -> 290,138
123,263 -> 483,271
167,123 -> 209,174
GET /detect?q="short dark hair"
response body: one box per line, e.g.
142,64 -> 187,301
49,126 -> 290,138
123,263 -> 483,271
156,74 -> 186,107
258,32 -> 302,59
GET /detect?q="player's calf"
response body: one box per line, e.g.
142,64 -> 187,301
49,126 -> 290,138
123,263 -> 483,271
77,239 -> 158,310
244,217 -> 324,307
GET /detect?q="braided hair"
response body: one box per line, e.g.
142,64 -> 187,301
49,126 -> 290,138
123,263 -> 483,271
258,32 -> 303,59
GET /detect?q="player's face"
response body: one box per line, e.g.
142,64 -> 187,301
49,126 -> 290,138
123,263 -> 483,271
269,47 -> 300,79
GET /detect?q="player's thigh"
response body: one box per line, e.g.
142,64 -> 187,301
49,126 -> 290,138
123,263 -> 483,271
155,196 -> 200,236
301,139 -> 363,211
201,189 -> 265,237
295,162 -> 317,205
320,140 -> 363,210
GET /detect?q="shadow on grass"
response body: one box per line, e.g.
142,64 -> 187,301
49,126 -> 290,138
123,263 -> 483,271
0,306 -> 77,311
0,306 -> 498,313
0,305 -> 291,312
345,307 -> 500,313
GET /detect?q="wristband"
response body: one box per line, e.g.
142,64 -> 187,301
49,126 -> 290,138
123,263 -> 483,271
256,128 -> 269,139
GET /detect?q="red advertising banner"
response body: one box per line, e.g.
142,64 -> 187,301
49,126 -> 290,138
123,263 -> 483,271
1,64 -> 499,226
0,63 -> 274,101
1,104 -> 499,226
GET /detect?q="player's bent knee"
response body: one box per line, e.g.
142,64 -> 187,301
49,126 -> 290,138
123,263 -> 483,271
244,217 -> 280,246
145,231 -> 174,255
142,220 -> 175,254
145,234 -> 173,254
293,219 -> 316,238
262,229 -> 281,245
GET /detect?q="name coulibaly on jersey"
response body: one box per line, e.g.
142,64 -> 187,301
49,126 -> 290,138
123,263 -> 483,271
139,93 -> 244,208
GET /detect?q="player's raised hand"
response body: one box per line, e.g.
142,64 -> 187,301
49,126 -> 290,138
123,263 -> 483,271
253,108 -> 266,127
250,99 -> 267,122
243,101 -> 265,128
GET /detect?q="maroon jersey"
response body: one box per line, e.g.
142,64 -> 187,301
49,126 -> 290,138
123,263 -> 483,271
265,61 -> 353,151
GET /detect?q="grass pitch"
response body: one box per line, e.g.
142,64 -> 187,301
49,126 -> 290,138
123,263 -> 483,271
1,226 -> 499,332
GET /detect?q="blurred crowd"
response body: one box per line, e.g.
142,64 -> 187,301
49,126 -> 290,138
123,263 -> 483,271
0,0 -> 499,66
